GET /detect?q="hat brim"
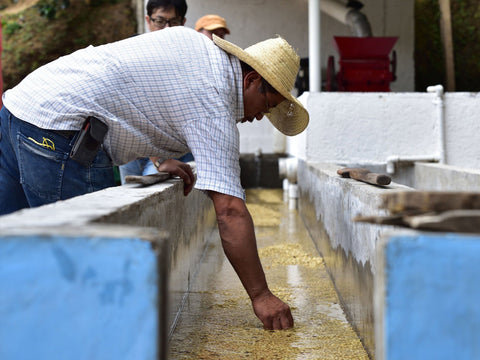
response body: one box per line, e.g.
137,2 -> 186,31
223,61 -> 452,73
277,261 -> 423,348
213,35 -> 309,136
204,25 -> 230,34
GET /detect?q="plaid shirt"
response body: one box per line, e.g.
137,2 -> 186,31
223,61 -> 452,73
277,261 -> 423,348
3,27 -> 246,199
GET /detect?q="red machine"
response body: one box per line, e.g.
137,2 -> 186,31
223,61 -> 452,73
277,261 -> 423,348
326,36 -> 398,92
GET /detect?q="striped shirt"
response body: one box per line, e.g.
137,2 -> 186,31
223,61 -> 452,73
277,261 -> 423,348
3,27 -> 246,200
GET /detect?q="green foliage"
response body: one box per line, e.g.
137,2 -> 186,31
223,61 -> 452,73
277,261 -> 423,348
415,0 -> 480,91
3,21 -> 22,35
89,0 -> 121,6
449,0 -> 480,91
1,0 -> 137,91
36,0 -> 70,19
415,0 -> 443,91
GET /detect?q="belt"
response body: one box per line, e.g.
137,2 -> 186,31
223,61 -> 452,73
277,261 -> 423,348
51,129 -> 78,139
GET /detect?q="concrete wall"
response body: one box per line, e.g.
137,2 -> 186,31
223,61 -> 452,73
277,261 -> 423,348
415,162 -> 480,192
375,232 -> 480,360
298,160 -> 480,358
0,177 -> 217,359
0,226 -> 168,360
297,160 -> 410,357
294,91 -> 480,171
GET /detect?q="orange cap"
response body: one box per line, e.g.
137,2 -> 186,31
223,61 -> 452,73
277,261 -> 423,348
195,14 -> 230,34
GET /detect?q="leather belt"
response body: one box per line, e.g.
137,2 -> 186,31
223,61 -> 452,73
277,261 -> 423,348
52,129 -> 78,139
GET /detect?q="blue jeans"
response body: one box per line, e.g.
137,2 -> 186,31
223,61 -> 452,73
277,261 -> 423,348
119,153 -> 195,185
119,157 -> 157,185
0,106 -> 115,215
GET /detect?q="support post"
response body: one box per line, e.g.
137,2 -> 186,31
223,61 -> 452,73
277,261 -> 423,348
309,0 -> 321,92
438,0 -> 455,91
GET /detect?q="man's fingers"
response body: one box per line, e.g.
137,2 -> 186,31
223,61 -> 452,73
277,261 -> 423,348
272,313 -> 292,330
181,164 -> 195,195
263,313 -> 293,330
154,159 -> 195,196
172,167 -> 190,183
169,164 -> 195,196
282,312 -> 294,329
184,181 -> 194,196
272,318 -> 282,330
253,292 -> 294,331
184,164 -> 195,184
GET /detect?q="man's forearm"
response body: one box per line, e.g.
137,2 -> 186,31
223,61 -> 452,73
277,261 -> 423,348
216,209 -> 270,300
209,191 -> 294,329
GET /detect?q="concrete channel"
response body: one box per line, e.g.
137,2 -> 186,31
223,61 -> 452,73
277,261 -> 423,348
168,188 -> 368,359
1,160 -> 480,359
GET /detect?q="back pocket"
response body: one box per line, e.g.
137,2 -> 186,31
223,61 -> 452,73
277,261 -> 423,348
17,131 -> 67,202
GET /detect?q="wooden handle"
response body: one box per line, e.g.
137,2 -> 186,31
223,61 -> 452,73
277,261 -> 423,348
125,172 -> 171,185
360,171 -> 391,186
337,167 -> 391,186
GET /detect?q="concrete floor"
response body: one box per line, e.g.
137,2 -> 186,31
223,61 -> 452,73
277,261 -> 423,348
168,189 -> 368,359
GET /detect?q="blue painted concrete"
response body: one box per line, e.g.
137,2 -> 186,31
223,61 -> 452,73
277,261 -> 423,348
384,233 -> 480,360
0,234 -> 159,360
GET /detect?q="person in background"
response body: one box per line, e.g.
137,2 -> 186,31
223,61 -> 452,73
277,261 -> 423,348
145,0 -> 187,31
119,0 -> 188,184
195,14 -> 230,40
0,27 -> 309,330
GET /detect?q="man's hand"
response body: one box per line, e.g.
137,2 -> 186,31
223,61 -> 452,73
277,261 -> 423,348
252,290 -> 294,330
150,157 -> 194,195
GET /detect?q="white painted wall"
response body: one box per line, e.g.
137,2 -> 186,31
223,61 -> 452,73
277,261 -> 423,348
184,0 -> 309,56
443,93 -> 480,168
297,91 -> 480,170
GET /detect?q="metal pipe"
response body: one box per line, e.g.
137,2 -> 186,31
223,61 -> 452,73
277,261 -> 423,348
345,9 -> 372,37
309,0 -> 321,92
320,0 -> 372,37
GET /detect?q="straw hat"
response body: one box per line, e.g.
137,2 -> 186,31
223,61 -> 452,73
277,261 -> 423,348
195,15 -> 230,34
213,35 -> 309,136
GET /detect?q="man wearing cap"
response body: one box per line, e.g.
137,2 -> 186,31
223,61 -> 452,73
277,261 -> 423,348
195,14 -> 230,40
0,27 -> 308,330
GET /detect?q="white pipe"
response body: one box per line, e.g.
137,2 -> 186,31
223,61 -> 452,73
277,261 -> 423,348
309,0 -> 321,92
279,157 -> 299,208
288,184 -> 298,210
427,84 -> 446,164
283,178 -> 289,203
278,157 -> 298,184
